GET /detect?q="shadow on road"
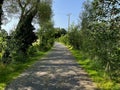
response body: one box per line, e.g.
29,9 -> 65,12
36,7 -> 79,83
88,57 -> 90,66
5,42 -> 97,90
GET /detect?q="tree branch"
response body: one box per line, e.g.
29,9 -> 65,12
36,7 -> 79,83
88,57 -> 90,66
17,0 -> 23,9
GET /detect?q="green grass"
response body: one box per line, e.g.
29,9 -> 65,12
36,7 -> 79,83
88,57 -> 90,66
69,48 -> 120,90
0,51 -> 48,90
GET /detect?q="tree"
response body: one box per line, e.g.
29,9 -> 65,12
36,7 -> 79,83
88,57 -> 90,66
91,0 -> 120,79
37,1 -> 54,51
38,1 -> 52,25
0,0 -> 4,29
0,29 -> 8,52
14,7 -> 38,53
79,0 -> 120,80
1,0 -> 39,54
2,0 -> 53,53
3,0 -> 53,54
38,21 -> 55,51
0,29 -> 10,63
0,0 -> 53,63
64,24 -> 82,50
54,28 -> 67,38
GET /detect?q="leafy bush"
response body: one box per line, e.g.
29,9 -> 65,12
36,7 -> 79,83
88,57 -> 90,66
12,51 -> 28,63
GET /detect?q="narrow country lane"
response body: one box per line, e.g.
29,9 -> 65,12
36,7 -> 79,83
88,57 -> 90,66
5,42 -> 97,90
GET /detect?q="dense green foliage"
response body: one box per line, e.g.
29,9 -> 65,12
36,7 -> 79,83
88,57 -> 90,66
0,0 -> 54,63
58,0 -> 120,89
38,21 -> 55,51
38,1 -> 55,51
70,49 -> 120,90
0,0 -> 119,89
0,0 -> 54,89
54,28 -> 67,38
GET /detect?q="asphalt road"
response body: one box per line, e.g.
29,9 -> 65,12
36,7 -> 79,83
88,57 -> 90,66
5,42 -> 97,90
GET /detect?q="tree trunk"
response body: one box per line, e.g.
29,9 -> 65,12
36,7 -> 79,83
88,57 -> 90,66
0,0 -> 4,29
14,8 -> 38,53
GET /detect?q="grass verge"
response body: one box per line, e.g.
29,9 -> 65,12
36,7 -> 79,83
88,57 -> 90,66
69,48 -> 120,90
0,51 -> 48,90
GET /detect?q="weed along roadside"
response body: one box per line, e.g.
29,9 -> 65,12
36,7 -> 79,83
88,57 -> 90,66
0,0 -> 120,90
5,42 -> 97,90
0,50 -> 50,90
67,46 -> 120,90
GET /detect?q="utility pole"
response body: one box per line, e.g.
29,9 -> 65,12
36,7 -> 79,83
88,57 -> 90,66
67,13 -> 71,31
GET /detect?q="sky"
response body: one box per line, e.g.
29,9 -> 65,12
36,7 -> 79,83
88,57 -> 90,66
1,0 -> 85,33
52,0 -> 85,29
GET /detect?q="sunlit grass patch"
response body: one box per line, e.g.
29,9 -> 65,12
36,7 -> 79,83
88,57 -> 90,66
0,50 -> 47,89
0,83 -> 5,90
69,48 -> 120,90
0,53 -> 2,59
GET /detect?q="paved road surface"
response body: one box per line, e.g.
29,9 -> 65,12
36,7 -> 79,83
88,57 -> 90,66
5,42 -> 97,90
